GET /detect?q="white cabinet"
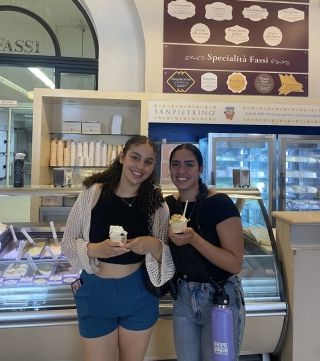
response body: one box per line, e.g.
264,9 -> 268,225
272,211 -> 320,361
31,89 -> 148,186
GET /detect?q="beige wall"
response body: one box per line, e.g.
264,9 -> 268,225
81,0 -> 320,97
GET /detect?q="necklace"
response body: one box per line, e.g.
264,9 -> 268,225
119,196 -> 137,207
179,199 -> 198,222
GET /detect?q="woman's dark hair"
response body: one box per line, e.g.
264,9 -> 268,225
169,143 -> 203,167
83,135 -> 164,216
169,143 -> 208,222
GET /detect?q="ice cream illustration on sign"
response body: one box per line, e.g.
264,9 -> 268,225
109,225 -> 128,245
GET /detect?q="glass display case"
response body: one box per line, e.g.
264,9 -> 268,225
0,187 -> 287,361
278,135 -> 320,211
199,133 -> 276,226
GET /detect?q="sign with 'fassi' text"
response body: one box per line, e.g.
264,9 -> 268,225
0,38 -> 40,54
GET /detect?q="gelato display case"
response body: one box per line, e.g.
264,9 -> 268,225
278,135 -> 320,211
0,187 -> 287,361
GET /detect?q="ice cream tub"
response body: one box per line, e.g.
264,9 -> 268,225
109,225 -> 127,245
3,262 -> 31,279
169,214 -> 188,234
35,262 -> 54,277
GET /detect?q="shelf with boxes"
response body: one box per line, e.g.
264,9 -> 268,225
31,89 -> 148,186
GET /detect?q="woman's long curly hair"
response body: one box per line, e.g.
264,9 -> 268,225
83,135 -> 164,218
169,143 -> 208,224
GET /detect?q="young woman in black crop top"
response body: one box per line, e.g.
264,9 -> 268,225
62,135 -> 175,361
166,143 -> 245,361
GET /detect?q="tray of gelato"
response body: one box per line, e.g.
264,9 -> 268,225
3,262 -> 31,279
39,243 -> 63,259
52,261 -> 73,276
0,243 -> 41,260
0,263 -> 7,277
35,262 -> 54,277
109,225 -> 127,245
24,243 -> 45,259
1,246 -> 19,260
169,214 -> 188,233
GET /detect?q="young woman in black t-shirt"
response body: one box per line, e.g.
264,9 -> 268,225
166,143 -> 245,361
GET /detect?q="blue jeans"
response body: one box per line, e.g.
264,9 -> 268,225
173,275 -> 245,361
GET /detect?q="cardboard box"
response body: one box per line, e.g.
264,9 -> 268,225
61,122 -> 81,133
82,122 -> 101,134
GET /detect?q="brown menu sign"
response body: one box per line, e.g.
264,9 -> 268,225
163,0 -> 309,96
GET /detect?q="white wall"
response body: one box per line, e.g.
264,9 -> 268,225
82,0 -> 320,97
80,0 -> 145,92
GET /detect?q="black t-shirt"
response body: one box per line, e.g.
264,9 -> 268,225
89,193 -> 148,264
166,193 -> 241,282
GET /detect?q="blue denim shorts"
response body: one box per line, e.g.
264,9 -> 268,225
74,268 -> 159,338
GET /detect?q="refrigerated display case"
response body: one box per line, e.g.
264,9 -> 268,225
0,107 -> 33,187
278,135 -> 320,211
200,134 -> 276,225
0,188 -> 287,361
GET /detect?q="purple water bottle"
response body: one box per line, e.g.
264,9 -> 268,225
211,286 -> 235,361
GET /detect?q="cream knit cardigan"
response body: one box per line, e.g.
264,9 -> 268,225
61,184 -> 175,286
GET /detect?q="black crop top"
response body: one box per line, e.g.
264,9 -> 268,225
166,193 -> 241,282
89,193 -> 149,264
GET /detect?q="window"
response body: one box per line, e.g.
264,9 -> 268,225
0,0 -> 98,185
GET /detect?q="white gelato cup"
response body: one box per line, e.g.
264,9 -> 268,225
109,234 -> 127,245
109,225 -> 127,245
169,219 -> 188,234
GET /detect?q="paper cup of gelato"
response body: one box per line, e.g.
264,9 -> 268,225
169,214 -> 188,233
109,225 -> 128,245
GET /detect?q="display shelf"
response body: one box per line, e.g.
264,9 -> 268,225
31,89 -> 149,186
0,185 -> 83,196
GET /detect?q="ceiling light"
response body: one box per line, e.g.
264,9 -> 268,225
28,67 -> 55,89
0,75 -> 33,99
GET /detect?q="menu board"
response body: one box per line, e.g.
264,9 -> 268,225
163,0 -> 309,96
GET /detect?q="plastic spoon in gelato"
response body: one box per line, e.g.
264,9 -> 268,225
43,245 -> 59,260
21,228 -> 35,245
9,225 -> 18,246
14,240 -> 27,268
49,221 -> 59,245
182,200 -> 188,219
25,252 -> 38,272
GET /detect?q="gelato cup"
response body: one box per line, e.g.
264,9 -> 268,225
169,214 -> 188,233
109,225 -> 127,245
